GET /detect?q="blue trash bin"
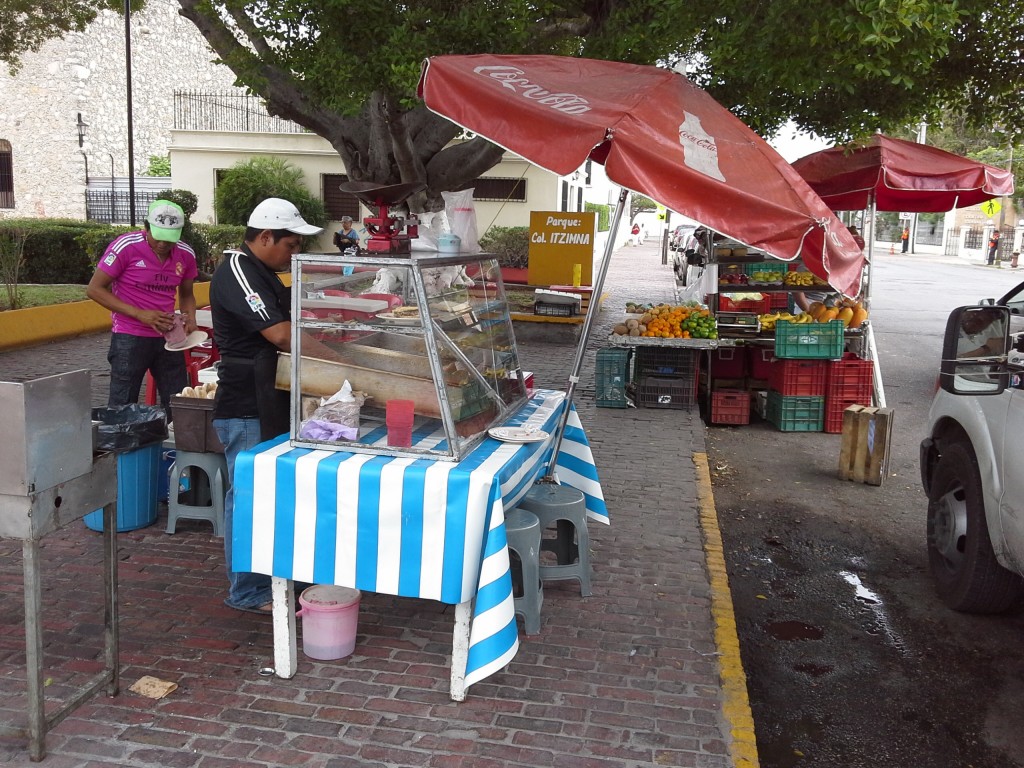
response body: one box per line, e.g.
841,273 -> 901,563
83,442 -> 162,532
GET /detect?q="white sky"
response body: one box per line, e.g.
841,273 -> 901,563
768,121 -> 833,163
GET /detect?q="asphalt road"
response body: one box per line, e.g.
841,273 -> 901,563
705,252 -> 1024,768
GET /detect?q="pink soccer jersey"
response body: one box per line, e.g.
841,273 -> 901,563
97,232 -> 198,336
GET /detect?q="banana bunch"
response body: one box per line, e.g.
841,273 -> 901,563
756,311 -> 815,330
783,271 -> 828,287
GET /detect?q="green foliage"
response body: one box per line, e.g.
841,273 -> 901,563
1,285 -> 88,311
0,218 -> 117,285
0,227 -> 30,309
630,195 -> 657,222
145,154 -> 171,177
585,203 -> 610,232
193,223 -> 247,272
214,157 -> 326,232
479,226 -> 529,270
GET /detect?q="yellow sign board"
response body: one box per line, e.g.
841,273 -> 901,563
981,199 -> 1001,217
527,211 -> 596,286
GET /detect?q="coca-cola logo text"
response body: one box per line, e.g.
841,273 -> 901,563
678,132 -> 719,155
472,66 -> 591,114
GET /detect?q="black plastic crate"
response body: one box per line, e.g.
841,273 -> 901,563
534,301 -> 577,317
633,346 -> 700,380
636,374 -> 698,409
595,347 -> 632,408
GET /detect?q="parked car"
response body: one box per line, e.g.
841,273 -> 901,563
919,279 -> 1024,613
669,224 -> 696,252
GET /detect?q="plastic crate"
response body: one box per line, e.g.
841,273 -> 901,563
774,320 -> 844,359
743,261 -> 788,277
825,397 -> 865,433
711,347 -> 747,378
766,392 -> 824,432
634,347 -> 701,380
718,294 -> 771,314
595,347 -> 632,408
748,347 -> 775,380
768,358 -> 828,396
827,353 -> 874,402
534,301 -> 577,317
711,389 -> 751,425
637,374 -> 698,409
769,292 -> 791,310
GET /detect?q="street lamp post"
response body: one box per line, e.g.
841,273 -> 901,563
108,153 -> 115,223
124,0 -> 136,225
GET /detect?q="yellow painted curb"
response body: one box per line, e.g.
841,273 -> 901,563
694,451 -> 761,768
0,283 -> 212,352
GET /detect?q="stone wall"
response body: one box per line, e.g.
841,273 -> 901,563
0,0 -> 238,220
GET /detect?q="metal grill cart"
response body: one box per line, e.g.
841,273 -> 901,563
0,371 -> 119,762
280,251 -> 529,460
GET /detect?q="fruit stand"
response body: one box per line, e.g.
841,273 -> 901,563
604,229 -> 876,430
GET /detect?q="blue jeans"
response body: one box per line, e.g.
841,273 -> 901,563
107,333 -> 188,410
213,417 -> 272,610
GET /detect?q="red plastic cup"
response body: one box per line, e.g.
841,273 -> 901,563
386,400 -> 415,447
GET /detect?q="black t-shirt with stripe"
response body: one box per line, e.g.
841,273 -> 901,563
210,246 -> 290,420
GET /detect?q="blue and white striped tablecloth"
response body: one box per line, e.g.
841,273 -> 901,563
231,389 -> 607,688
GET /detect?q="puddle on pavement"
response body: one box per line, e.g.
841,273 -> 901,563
839,570 -> 911,656
765,620 -> 824,640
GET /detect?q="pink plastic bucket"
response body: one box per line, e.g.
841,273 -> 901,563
296,585 -> 361,660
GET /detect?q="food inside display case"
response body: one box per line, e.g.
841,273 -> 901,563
276,252 -> 528,461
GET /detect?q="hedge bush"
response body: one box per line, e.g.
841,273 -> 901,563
214,157 -> 326,231
479,226 -> 529,269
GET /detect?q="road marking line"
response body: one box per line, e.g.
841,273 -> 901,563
694,451 -> 760,768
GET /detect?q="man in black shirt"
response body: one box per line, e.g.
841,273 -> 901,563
210,198 -> 322,614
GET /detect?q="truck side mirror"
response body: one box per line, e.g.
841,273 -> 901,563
939,306 -> 1011,395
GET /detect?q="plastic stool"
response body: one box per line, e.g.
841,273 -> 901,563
504,508 -> 543,635
517,483 -> 592,596
166,450 -> 227,536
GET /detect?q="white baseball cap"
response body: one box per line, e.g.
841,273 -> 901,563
247,198 -> 323,236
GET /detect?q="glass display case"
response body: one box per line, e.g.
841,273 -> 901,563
278,252 -> 529,461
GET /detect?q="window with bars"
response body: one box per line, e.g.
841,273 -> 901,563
322,174 -> 361,220
468,176 -> 527,202
0,140 -> 13,209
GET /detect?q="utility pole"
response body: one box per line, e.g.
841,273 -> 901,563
910,121 -> 927,254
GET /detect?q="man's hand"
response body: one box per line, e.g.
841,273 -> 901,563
137,309 -> 175,333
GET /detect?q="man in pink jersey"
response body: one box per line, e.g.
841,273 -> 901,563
87,199 -> 198,409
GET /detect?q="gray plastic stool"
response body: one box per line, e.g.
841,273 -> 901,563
517,482 -> 592,596
504,508 -> 543,635
166,450 -> 227,536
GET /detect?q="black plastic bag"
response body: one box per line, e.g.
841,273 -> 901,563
92,404 -> 168,452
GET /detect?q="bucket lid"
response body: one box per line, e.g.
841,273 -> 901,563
299,585 -> 361,609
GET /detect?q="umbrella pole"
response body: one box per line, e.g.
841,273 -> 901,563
543,187 -> 629,482
863,195 -> 887,408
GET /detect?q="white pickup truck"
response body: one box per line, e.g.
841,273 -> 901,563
920,280 -> 1024,613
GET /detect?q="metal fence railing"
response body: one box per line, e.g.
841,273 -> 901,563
174,91 -> 308,134
85,190 -> 164,224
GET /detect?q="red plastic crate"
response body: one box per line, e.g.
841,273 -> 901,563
748,347 -> 774,380
718,294 -> 770,314
711,347 -> 747,378
827,353 -> 874,402
767,358 -> 827,396
825,397 -> 865,433
711,389 -> 751,425
769,292 -> 790,310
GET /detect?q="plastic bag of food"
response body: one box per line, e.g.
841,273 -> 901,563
298,380 -> 367,442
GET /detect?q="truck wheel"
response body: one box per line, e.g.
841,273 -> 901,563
926,442 -> 1023,613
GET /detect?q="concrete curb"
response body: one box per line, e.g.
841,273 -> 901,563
695,451 -> 761,768
0,283 -> 212,352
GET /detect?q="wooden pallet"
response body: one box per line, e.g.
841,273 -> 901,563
838,405 -> 894,486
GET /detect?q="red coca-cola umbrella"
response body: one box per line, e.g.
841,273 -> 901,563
417,54 -> 866,468
418,54 -> 864,294
791,134 -> 1014,213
